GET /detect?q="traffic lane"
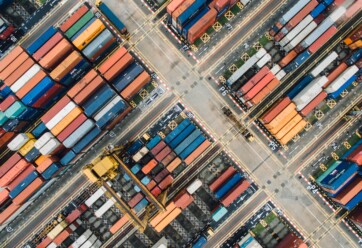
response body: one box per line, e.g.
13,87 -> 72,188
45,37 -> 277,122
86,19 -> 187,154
316,225 -> 355,248
204,191 -> 268,248
198,0 -> 280,73
135,29 -> 231,138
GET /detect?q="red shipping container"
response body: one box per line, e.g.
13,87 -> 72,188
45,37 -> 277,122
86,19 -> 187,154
155,146 -> 172,162
0,46 -> 24,73
151,186 -> 161,197
103,53 -> 134,81
161,152 -> 176,166
221,180 -> 250,207
243,72 -> 275,100
32,84 -> 65,109
209,167 -> 236,192
57,114 -> 87,142
73,76 -> 105,105
60,5 -> 90,32
188,9 -> 217,44
0,159 -> 30,187
128,193 -> 143,208
33,32 -> 63,61
0,188 -> 9,205
142,159 -> 158,174
16,70 -> 47,99
300,91 -> 327,117
308,26 -> 338,54
146,180 -> 156,190
260,97 -> 291,124
4,58 -> 34,86
67,69 -> 98,99
0,203 -> 21,225
239,66 -> 270,95
53,227 -> 72,246
13,177 -> 44,205
41,96 -> 71,123
347,144 -> 362,165
154,169 -> 169,183
159,174 -> 174,190
98,46 -> 128,75
7,165 -> 36,191
65,204 -> 87,223
151,141 -> 166,155
0,95 -> 17,111
285,0 -> 318,30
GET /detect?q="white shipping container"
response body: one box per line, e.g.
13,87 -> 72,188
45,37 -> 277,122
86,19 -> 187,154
85,187 -> 105,207
10,64 -> 41,93
46,101 -> 77,130
34,132 -> 54,149
7,133 -> 31,151
39,138 -> 61,155
256,53 -> 271,68
284,21 -> 317,52
71,229 -> 92,248
80,234 -> 97,248
275,70 -> 286,80
63,119 -> 95,148
132,146 -> 149,162
95,198 -> 114,218
293,76 -> 328,110
186,179 -> 202,194
93,96 -> 122,121
270,64 -> 281,75
325,65 -> 358,93
227,48 -> 267,85
310,52 -> 338,77
279,0 -> 311,25
280,15 -> 313,47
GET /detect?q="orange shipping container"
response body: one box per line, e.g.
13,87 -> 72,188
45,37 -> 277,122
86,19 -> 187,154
67,69 -> 98,98
264,103 -> 296,129
167,0 -> 186,15
98,46 -> 128,74
4,58 -> 34,86
0,46 -> 24,72
184,140 -> 211,165
268,110 -> 297,134
154,207 -> 182,232
121,71 -> 151,100
0,159 -> 30,187
274,114 -> 303,139
142,159 -> 158,174
73,76 -> 105,105
279,119 -> 307,145
51,107 -> 82,136
0,52 -> 28,80
150,202 -> 176,227
39,39 -> 73,70
324,63 -> 348,88
166,157 -> 182,172
187,8 -> 217,44
110,215 -> 129,234
279,50 -> 297,68
50,51 -> 83,81
0,203 -> 21,225
332,177 -> 362,205
15,70 -> 47,99
260,97 -> 291,124
13,177 -> 44,205
104,53 -> 134,81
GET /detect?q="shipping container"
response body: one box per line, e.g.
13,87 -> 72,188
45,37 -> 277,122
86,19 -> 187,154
65,11 -> 94,39
184,139 -> 211,165
212,205 -> 227,222
39,39 -> 73,70
26,27 -> 57,55
12,177 -> 44,205
97,2 -> 127,33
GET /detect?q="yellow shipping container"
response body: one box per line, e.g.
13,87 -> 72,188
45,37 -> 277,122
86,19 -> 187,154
268,110 -> 297,135
274,114 -> 303,139
51,107 -> 82,136
19,139 -> 36,156
93,156 -> 118,177
264,103 -> 296,130
47,220 -> 67,239
73,19 -> 105,50
279,119 -> 307,145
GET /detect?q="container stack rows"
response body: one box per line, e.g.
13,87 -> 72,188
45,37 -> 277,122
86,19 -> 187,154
166,0 -> 251,44
316,140 -> 362,211
225,0 -> 360,110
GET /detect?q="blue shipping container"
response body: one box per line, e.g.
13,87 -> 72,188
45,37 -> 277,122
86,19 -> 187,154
131,164 -> 141,174
82,85 -> 116,117
27,26 -> 57,55
310,3 -> 327,19
320,162 -> 359,190
9,171 -> 39,199
284,51 -> 311,74
177,0 -> 207,30
212,206 -> 228,222
24,147 -> 41,162
95,99 -> 128,128
98,2 -> 127,33
182,7 -> 209,38
146,135 -> 162,150
169,123 -> 195,149
71,17 -> 97,41
328,75 -> 357,99
215,173 -> 242,199
127,139 -> 143,155
113,63 -> 144,92
343,191 -> 362,210
72,126 -> 102,154
192,235 -> 207,248
31,122 -> 48,138
42,163 -> 62,180
164,118 -> 191,144
179,134 -> 206,160
60,150 -> 77,166
22,77 -> 54,106
174,129 -> 201,155
133,198 -> 148,212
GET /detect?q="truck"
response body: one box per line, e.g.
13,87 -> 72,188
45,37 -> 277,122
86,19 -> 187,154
96,0 -> 128,34
222,107 -> 254,142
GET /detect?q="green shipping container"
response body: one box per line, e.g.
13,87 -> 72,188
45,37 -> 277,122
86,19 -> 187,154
65,11 -> 94,38
0,112 -> 8,125
5,101 -> 26,119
